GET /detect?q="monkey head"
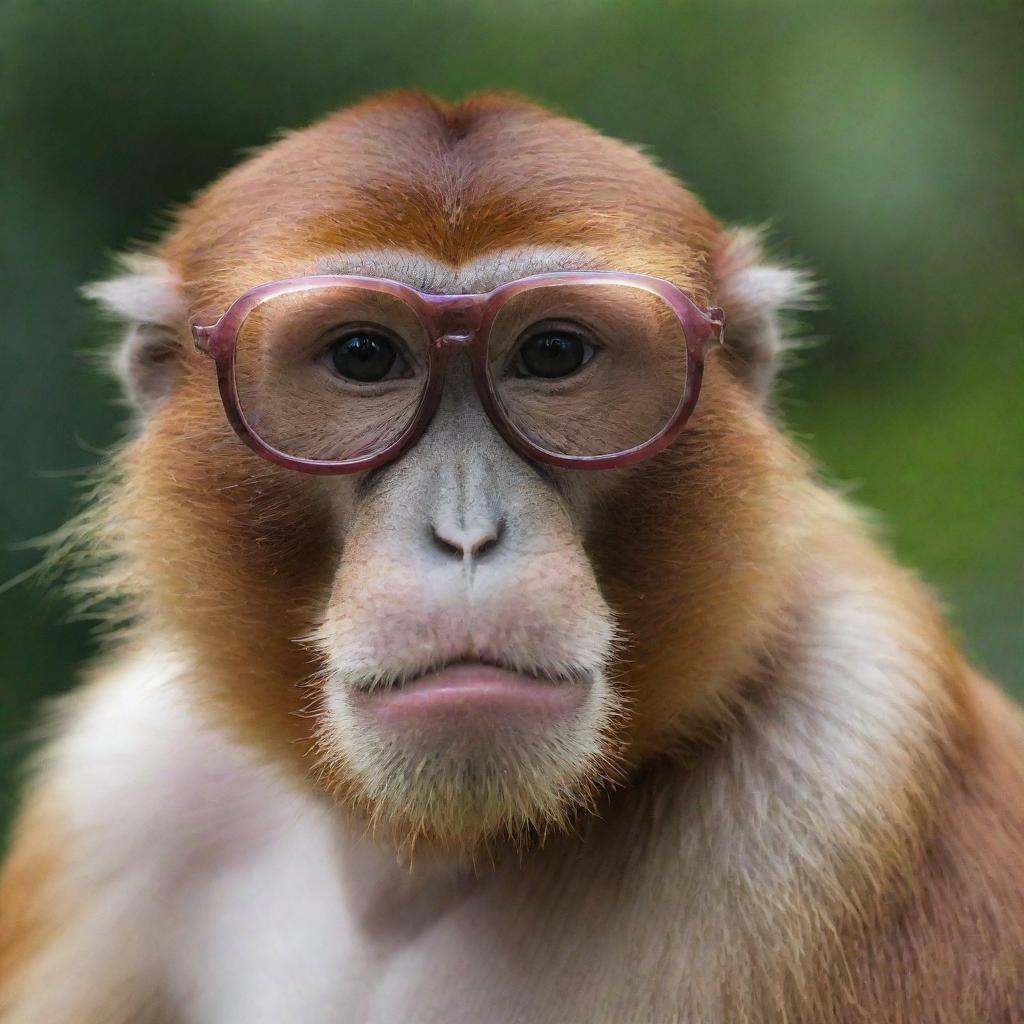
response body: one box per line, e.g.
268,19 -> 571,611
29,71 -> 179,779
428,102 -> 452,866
85,93 -> 810,853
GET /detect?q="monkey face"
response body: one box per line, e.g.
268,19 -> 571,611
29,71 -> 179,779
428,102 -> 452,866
92,94 -> 808,854
181,259 -> 723,850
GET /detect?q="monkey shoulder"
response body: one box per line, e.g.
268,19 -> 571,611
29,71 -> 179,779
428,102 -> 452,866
838,677 -> 1024,1024
0,646 -> 362,1022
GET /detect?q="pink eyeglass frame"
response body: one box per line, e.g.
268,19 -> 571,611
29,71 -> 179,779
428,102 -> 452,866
191,271 -> 725,474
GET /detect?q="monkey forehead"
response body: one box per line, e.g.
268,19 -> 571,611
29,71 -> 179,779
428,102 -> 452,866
312,247 -> 605,294
163,92 -> 721,308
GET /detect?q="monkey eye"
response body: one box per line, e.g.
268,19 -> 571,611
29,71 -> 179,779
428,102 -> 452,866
324,327 -> 411,383
514,324 -> 596,380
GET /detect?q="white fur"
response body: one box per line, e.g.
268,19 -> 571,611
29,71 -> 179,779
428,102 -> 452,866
82,255 -> 186,416
715,227 -> 814,398
81,254 -> 184,327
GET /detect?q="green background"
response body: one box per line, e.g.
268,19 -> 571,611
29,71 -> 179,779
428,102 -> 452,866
2,0 -> 1022,835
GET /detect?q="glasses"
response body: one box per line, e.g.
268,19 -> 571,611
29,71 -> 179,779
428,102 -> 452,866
190,272 -> 724,474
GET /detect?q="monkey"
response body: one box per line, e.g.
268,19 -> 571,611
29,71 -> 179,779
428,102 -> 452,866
0,91 -> 1021,1024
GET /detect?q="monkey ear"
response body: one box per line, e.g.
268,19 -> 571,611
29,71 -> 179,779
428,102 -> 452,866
712,228 -> 814,401
82,254 -> 187,417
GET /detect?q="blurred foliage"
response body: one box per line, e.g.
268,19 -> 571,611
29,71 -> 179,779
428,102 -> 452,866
1,0 -> 1022,831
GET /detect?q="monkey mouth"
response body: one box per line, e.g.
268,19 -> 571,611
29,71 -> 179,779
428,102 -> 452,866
349,660 -> 589,725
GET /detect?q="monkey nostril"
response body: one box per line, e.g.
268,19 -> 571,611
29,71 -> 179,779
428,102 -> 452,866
430,519 -> 504,562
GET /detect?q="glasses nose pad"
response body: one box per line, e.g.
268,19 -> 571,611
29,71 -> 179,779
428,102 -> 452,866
430,335 -> 479,397
435,330 -> 474,348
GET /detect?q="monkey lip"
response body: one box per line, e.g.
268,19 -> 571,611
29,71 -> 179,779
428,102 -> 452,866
353,662 -> 587,724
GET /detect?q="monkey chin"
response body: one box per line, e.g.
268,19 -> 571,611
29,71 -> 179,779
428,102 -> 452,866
313,661 -> 625,855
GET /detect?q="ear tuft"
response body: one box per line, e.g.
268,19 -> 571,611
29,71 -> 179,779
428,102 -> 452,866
83,254 -> 187,417
713,228 -> 815,400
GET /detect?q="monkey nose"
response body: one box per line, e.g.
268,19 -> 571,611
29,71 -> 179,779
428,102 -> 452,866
430,514 -> 504,562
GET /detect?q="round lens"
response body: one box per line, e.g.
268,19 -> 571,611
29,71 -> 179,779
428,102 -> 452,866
487,281 -> 690,459
232,285 -> 430,464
